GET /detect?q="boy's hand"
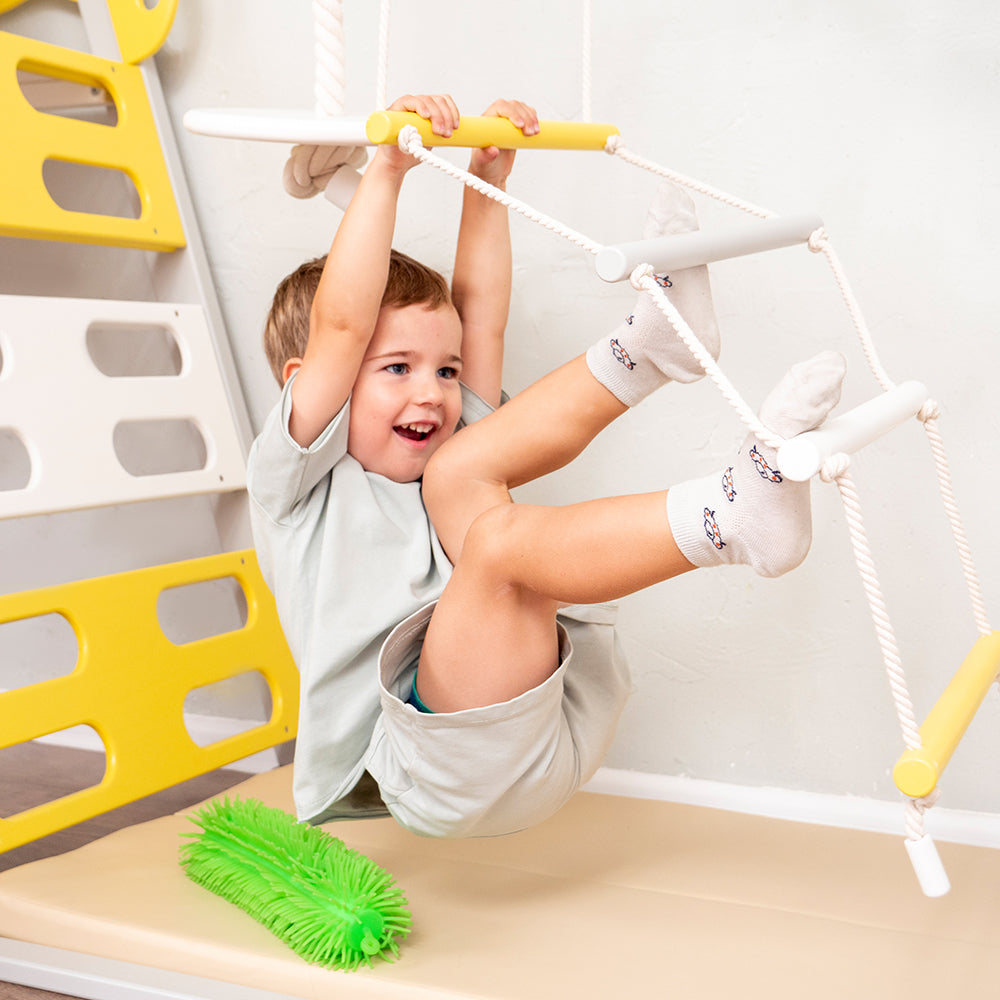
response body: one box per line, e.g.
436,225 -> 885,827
469,99 -> 540,188
377,93 -> 461,172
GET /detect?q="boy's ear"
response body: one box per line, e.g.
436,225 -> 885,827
282,357 -> 303,385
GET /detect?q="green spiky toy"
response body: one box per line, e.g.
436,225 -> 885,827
179,797 -> 411,971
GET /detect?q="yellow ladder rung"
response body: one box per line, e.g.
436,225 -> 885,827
0,551 -> 298,853
365,111 -> 620,151
893,631 -> 1000,798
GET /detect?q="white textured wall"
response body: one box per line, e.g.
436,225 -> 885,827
156,0 -> 1000,811
6,1 -> 998,812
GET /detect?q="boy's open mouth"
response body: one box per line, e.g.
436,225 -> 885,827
394,422 -> 434,442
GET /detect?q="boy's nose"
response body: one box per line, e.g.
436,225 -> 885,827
414,372 -> 445,405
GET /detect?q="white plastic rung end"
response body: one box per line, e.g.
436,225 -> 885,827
905,835 -> 951,897
595,212 -> 824,282
777,380 -> 930,481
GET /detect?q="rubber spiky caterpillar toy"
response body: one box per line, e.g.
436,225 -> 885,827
179,797 -> 411,970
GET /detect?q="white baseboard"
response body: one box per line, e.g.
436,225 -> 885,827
583,767 -> 1000,849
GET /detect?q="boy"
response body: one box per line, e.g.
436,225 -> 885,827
249,94 -> 845,838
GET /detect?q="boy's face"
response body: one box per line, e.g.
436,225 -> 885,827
347,303 -> 464,483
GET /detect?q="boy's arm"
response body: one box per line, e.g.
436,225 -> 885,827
287,94 -> 461,448
451,100 -> 539,409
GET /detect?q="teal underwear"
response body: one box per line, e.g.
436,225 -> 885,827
406,680 -> 434,714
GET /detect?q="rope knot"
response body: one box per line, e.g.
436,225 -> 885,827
820,452 -> 851,482
282,143 -> 368,199
917,398 -> 942,423
629,262 -> 655,291
604,134 -> 623,155
397,124 -> 424,155
807,227 -> 829,253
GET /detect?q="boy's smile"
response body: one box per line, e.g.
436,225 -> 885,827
347,302 -> 464,482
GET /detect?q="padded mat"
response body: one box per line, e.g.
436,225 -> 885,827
1,766 -> 999,998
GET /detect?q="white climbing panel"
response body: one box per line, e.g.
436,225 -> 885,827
0,294 -> 247,519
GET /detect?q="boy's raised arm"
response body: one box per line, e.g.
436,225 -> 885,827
286,94 -> 461,448
452,100 -> 539,409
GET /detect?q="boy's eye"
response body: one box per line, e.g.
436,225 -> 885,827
438,367 -> 459,379
385,362 -> 408,375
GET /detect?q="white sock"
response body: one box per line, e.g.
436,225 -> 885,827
666,351 -> 847,577
586,182 -> 721,406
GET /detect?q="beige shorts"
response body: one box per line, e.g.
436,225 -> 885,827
363,600 -> 632,839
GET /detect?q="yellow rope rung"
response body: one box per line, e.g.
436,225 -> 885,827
893,631 -> 1000,798
0,550 -> 298,854
365,111 -> 619,151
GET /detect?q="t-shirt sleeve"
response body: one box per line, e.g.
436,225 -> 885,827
458,382 -> 507,427
247,374 -> 351,525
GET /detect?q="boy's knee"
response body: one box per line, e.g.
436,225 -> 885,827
461,504 -> 520,579
422,437 -> 472,520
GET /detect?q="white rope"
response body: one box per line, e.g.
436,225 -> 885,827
312,0 -> 346,117
631,267 -> 784,451
581,0 -> 592,122
807,230 -> 895,393
917,406 -> 993,636
284,0 -> 367,202
397,127 -> 604,255
821,458 -> 923,752
606,137 -> 775,220
905,788 -> 942,842
376,0 -> 391,110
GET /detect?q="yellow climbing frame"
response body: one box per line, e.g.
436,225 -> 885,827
0,551 -> 299,854
0,30 -> 185,250
0,0 -> 177,64
893,631 -> 1000,798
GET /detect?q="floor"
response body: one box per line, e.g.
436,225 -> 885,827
0,742 -> 252,1000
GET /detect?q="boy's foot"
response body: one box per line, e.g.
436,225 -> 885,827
586,182 -> 722,406
666,351 -> 847,577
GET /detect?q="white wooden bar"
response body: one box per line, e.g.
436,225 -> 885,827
595,212 -> 824,282
182,110 -> 371,145
777,381 -> 930,482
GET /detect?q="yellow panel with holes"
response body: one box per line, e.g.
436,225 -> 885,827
0,30 -> 185,250
0,551 -> 299,853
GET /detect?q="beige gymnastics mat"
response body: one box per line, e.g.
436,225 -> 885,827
1,765 -> 998,998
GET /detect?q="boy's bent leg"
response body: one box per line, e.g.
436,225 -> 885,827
416,496 -> 693,712
424,355 -> 628,563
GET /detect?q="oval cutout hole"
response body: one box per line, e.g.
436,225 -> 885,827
87,321 -> 183,377
43,159 -> 140,220
113,419 -> 208,477
0,428 -> 32,492
157,575 -> 248,645
0,611 -> 78,685
17,67 -> 118,126
183,671 -> 273,748
0,726 -> 106,819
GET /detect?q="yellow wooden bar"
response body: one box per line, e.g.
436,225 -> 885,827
893,631 -> 1000,798
366,111 -> 619,150
0,551 -> 298,853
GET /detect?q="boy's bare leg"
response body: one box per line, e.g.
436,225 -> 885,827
423,355 -> 629,563
418,351 -> 846,712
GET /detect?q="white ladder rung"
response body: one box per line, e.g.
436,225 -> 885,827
0,295 -> 247,519
777,381 -> 930,482
595,212 -> 824,282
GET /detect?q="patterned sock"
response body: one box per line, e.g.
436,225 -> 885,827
666,351 -> 847,577
586,182 -> 721,406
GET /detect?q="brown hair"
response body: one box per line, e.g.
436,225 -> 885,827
263,249 -> 452,385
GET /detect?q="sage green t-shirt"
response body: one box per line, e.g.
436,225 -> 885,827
247,376 -> 495,823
